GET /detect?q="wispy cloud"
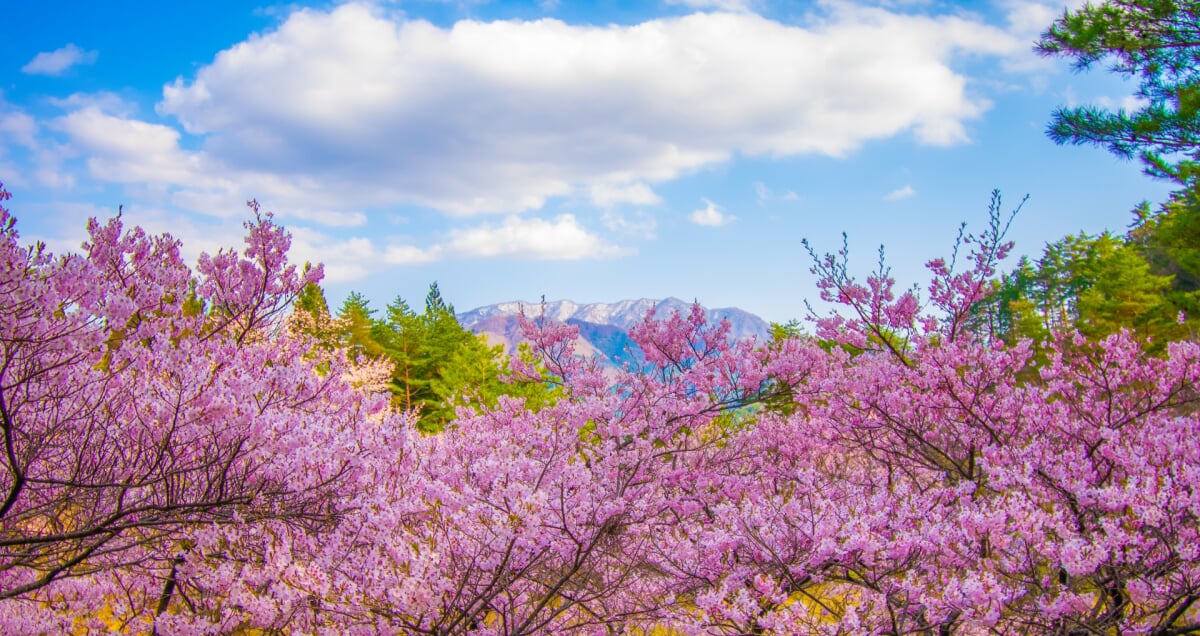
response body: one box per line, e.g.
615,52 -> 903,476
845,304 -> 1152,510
884,185 -> 916,201
590,182 -> 662,207
22,44 -> 98,76
665,0 -> 757,12
601,209 -> 657,239
754,181 -> 799,206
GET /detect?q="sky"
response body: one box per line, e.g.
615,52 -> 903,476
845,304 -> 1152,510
0,0 -> 1180,324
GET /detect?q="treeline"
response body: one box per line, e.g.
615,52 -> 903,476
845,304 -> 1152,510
969,185 -> 1200,348
291,178 -> 1200,438
290,282 -> 554,433
969,0 -> 1200,348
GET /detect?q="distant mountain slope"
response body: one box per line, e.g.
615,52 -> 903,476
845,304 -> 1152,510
458,298 -> 772,367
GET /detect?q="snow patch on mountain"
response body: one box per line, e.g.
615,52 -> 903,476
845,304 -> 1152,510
459,298 -> 772,366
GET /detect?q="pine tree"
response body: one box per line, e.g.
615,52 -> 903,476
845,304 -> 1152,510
1130,181 -> 1200,327
1037,0 -> 1200,183
978,232 -> 1182,345
373,295 -> 424,413
337,291 -> 383,359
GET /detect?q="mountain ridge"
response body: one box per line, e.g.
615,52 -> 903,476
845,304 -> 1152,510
458,298 -> 772,366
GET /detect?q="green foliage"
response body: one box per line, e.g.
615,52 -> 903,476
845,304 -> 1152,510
1073,234 -> 1176,339
1037,0 -> 1200,184
976,231 -> 1188,346
309,282 -> 558,433
337,291 -> 383,359
408,283 -> 504,431
769,319 -> 803,342
1131,182 -> 1200,325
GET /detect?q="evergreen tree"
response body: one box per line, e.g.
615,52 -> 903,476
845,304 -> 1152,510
1037,0 -> 1200,184
290,282 -> 339,344
1131,182 -> 1200,321
327,283 -> 551,433
374,295 -> 424,413
978,232 -> 1183,345
1071,233 -> 1177,339
337,291 -> 383,359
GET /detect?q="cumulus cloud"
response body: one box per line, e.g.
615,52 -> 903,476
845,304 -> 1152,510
997,0 -> 1091,72
136,3 -> 1023,216
22,44 -> 98,76
54,107 -> 202,186
48,92 -> 137,116
884,184 -> 916,201
386,214 -> 628,263
1002,0 -> 1087,40
689,198 -> 735,226
49,105 -> 368,225
286,229 -> 379,282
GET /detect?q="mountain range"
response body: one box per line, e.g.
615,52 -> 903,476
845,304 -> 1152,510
457,298 -> 772,367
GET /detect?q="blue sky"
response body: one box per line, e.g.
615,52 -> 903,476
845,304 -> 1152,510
0,0 -> 1179,323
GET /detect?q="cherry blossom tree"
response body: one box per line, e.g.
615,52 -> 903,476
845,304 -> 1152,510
1,182 -> 1197,635
0,185 -> 405,633
657,193 -> 1200,634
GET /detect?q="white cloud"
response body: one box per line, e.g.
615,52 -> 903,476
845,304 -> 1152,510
287,229 -> 379,282
386,214 -> 628,263
1120,95 -> 1149,112
1002,0 -> 1058,38
49,105 -> 370,226
1097,94 -> 1149,113
0,112 -> 37,148
48,92 -> 137,117
998,0 -> 1090,72
54,107 -> 202,186
137,3 -> 1022,216
884,184 -> 916,201
1002,0 -> 1087,40
284,208 -> 368,227
689,198 -> 735,226
384,244 -> 440,266
589,182 -> 662,207
22,44 -> 98,76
